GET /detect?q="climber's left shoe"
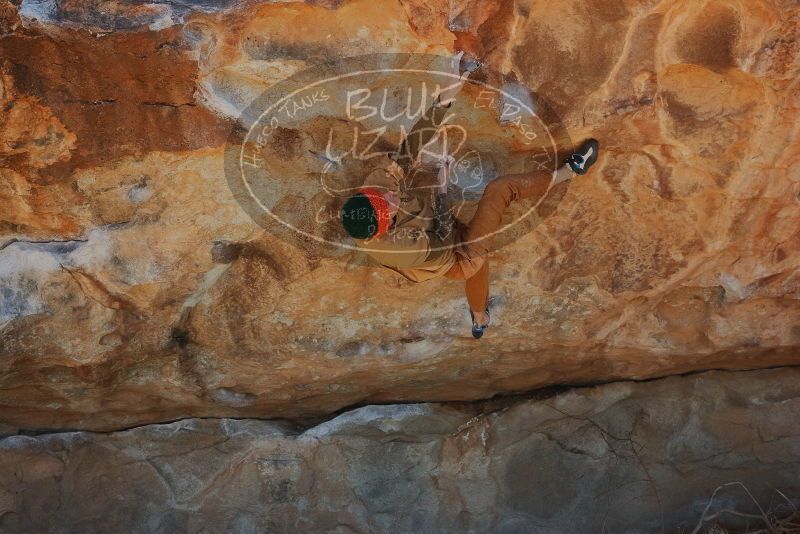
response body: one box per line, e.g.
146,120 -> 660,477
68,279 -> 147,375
566,138 -> 600,175
469,308 -> 491,339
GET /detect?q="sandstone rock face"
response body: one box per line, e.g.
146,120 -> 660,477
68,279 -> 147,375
0,0 -> 799,432
2,368 -> 800,532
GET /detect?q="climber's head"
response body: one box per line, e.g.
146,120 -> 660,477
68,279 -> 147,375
340,188 -> 399,239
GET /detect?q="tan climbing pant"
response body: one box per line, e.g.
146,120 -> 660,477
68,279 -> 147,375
444,171 -> 551,314
397,101 -> 553,314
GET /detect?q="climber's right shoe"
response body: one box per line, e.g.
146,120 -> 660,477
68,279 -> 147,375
469,308 -> 491,339
566,138 -> 600,175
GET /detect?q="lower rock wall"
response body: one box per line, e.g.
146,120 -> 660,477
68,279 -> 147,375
2,367 -> 799,533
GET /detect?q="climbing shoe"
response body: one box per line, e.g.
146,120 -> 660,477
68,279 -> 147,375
469,308 -> 491,339
566,138 -> 600,175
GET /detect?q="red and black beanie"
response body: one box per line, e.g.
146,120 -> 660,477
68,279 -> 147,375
340,187 -> 391,239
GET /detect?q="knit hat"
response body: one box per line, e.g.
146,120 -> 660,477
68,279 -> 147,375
340,187 -> 391,239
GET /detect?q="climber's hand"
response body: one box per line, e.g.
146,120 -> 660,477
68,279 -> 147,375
438,155 -> 456,194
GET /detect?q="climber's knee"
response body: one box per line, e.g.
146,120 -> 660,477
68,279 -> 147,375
483,178 -> 505,196
483,177 -> 515,204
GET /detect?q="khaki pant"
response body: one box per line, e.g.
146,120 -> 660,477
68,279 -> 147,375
397,102 -> 552,313
444,172 -> 551,313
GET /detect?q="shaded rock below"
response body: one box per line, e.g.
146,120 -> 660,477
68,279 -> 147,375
2,368 -> 800,533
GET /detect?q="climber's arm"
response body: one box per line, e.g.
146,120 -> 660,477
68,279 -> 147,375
419,166 -> 455,264
433,189 -> 454,233
431,157 -> 455,241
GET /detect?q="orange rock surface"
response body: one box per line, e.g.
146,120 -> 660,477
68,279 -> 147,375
0,0 -> 798,431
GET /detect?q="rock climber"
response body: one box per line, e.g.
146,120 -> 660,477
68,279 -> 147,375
339,53 -> 600,339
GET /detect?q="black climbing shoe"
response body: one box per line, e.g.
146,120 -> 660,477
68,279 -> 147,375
566,138 -> 600,175
469,308 -> 491,339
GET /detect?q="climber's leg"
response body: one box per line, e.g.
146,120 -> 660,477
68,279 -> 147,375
464,257 -> 489,316
447,140 -> 600,336
444,170 -> 552,321
444,256 -> 489,315
460,170 -> 554,261
460,137 -> 602,260
446,170 -> 553,338
444,255 -> 490,339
